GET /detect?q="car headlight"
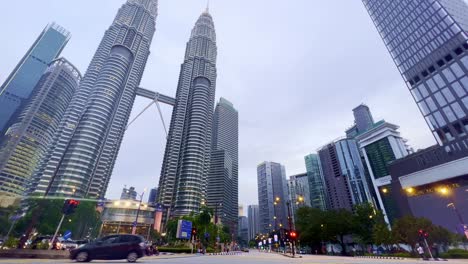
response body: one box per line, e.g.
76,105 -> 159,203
78,244 -> 85,248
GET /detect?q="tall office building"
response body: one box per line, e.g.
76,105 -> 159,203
207,98 -> 238,232
0,58 -> 80,198
304,154 -> 327,210
247,205 -> 260,240
0,23 -> 70,137
363,0 -> 468,232
238,215 -> 249,245
157,8 -> 217,221
288,173 -> 311,223
363,0 -> 468,150
346,104 -> 375,138
148,187 -> 158,204
318,139 -> 373,211
257,162 -> 288,234
31,0 -> 158,198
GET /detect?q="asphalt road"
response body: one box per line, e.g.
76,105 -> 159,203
0,251 -> 466,264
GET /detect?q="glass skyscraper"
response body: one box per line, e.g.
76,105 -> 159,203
304,154 -> 327,210
363,0 -> 468,152
257,161 -> 288,234
0,58 -> 80,198
31,0 -> 158,198
207,98 -> 238,233
318,139 -> 373,211
0,23 -> 70,137
157,9 -> 217,221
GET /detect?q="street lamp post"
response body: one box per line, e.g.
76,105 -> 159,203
132,189 -> 146,235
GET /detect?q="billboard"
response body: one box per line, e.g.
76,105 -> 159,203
176,219 -> 192,239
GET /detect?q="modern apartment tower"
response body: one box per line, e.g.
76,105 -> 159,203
0,58 -> 80,198
247,205 -> 260,240
304,154 -> 327,210
257,161 -> 288,234
0,23 -> 70,137
31,0 -> 159,198
363,0 -> 468,150
157,8 -> 217,221
318,139 -> 373,211
207,98 -> 238,232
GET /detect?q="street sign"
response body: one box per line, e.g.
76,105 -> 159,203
176,220 -> 192,239
268,238 -> 272,244
204,232 -> 210,239
132,221 -> 137,227
63,230 -> 72,240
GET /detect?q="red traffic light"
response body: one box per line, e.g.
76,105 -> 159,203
68,199 -> 80,206
424,232 -> 429,238
290,231 -> 297,238
191,228 -> 197,235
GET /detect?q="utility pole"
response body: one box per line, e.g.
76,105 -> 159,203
132,190 -> 146,235
49,214 -> 66,250
286,201 -> 295,257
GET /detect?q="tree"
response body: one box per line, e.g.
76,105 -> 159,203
323,209 -> 355,255
372,223 -> 394,249
391,216 -> 433,250
352,203 -> 384,246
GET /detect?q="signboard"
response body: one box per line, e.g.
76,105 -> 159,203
63,230 -> 72,240
268,238 -> 272,244
176,220 -> 192,239
274,234 -> 278,242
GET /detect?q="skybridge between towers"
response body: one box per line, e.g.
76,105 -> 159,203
126,87 -> 176,136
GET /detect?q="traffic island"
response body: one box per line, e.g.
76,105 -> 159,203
0,249 -> 70,259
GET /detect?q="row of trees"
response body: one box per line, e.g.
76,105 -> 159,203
295,203 -> 459,255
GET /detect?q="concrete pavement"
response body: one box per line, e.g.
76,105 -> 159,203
0,251 -> 466,263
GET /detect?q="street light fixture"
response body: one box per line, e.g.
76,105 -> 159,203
131,188 -> 146,235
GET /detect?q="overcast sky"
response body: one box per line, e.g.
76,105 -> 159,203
0,0 -> 436,213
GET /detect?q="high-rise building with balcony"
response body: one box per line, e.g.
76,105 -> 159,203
287,172 -> 310,223
157,8 -> 217,222
0,58 -> 80,198
257,161 -> 288,234
0,23 -> 70,137
31,0 -> 158,198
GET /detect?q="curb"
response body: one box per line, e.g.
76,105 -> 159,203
281,253 -> 302,258
208,252 -> 243,256
354,256 -> 405,260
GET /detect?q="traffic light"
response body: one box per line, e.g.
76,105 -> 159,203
290,230 -> 297,241
62,199 -> 80,215
191,227 -> 197,237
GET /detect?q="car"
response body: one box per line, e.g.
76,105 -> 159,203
70,234 -> 146,262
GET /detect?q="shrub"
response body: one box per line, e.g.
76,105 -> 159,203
441,249 -> 468,259
158,247 -> 192,254
3,237 -> 19,249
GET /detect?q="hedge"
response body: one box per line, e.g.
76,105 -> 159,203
158,247 -> 192,253
441,249 -> 468,259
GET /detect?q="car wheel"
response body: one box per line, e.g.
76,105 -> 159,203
76,251 -> 90,262
127,251 -> 139,263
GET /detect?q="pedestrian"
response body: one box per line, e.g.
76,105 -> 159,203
417,245 -> 425,259
432,243 -> 439,259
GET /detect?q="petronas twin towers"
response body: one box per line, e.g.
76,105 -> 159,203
25,0 -> 226,224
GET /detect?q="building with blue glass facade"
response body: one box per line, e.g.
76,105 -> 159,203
304,154 -> 327,211
0,23 -> 70,137
318,139 -> 373,211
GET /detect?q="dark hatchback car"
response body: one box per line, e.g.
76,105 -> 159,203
70,234 -> 145,262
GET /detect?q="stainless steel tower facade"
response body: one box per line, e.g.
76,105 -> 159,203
31,0 -> 158,198
157,9 -> 217,221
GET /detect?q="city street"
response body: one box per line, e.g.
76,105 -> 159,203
0,251 -> 467,264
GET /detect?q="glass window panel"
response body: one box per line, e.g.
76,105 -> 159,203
417,84 -> 429,98
433,111 -> 446,126
442,68 -> 456,83
450,62 -> 464,78
442,88 -> 455,102
418,101 -> 430,115
462,96 -> 468,110
461,55 -> 468,70
452,81 -> 466,97
433,131 -> 443,145
460,76 -> 468,91
451,102 -> 466,119
411,88 -> 422,101
428,115 -> 439,128
434,91 -> 448,106
433,74 -> 445,88
443,106 -> 457,122
426,97 -> 437,111
426,79 -> 438,92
